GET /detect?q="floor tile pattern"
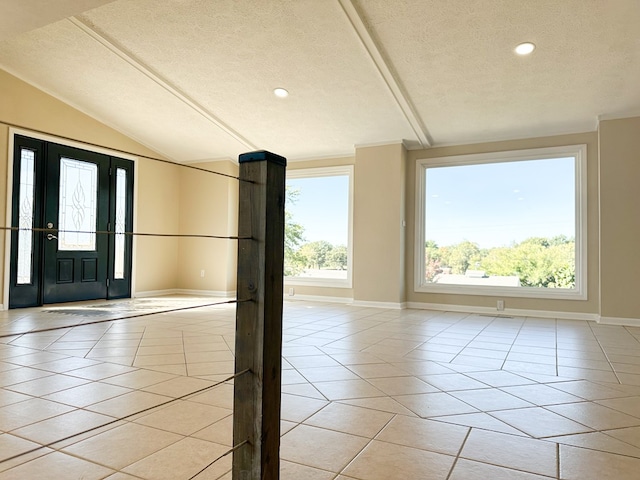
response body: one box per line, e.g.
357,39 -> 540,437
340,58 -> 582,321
1,298 -> 640,478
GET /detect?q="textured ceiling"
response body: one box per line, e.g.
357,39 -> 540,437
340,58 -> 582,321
0,0 -> 638,162
0,0 -> 114,41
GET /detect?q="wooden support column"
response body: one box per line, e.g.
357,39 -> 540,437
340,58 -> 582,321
233,150 -> 287,480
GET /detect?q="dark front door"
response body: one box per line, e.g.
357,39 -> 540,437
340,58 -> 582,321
42,144 -> 110,304
9,135 -> 134,308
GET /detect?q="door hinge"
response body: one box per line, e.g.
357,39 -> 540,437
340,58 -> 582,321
108,222 -> 111,231
109,167 -> 112,176
106,279 -> 110,287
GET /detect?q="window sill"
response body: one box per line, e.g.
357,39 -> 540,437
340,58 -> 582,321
415,284 -> 587,300
285,277 -> 352,289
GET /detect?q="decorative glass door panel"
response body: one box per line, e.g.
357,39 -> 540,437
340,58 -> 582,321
114,168 -> 127,279
17,149 -> 36,285
58,158 -> 98,251
108,158 -> 134,299
10,137 -> 45,308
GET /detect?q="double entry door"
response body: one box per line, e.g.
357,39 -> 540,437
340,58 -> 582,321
9,135 -> 134,308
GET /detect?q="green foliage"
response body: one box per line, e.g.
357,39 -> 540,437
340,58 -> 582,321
425,240 -> 442,282
328,245 -> 348,270
427,236 -> 576,288
284,187 -> 306,276
285,211 -> 305,254
438,240 -> 482,275
299,240 -> 333,269
284,186 -> 349,276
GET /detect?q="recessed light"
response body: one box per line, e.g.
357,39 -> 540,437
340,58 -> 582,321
273,87 -> 289,98
515,42 -> 535,55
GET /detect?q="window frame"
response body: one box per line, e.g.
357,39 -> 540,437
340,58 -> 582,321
414,145 -> 588,300
285,165 -> 354,289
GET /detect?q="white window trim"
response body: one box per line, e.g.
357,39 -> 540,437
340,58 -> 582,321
285,165 -> 354,289
414,145 -> 588,300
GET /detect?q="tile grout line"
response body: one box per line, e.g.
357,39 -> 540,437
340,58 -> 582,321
284,308 -> 393,351
445,426 -> 472,480
499,315 -> 527,371
442,313 -> 513,366
80,318 -> 118,366
130,326 -> 147,369
587,320 -> 623,384
0,371 -> 242,467
335,413 -> 398,479
181,330 -> 188,377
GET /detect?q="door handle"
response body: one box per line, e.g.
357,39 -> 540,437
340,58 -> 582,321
47,233 -> 58,241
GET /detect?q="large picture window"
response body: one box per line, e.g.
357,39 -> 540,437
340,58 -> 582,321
415,145 -> 587,299
285,166 -> 353,288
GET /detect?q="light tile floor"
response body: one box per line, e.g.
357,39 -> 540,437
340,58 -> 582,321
1,297 -> 640,479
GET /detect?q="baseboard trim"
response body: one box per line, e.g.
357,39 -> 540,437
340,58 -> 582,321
131,291 -> 608,324
174,289 -> 235,298
405,302 -> 600,322
285,294 -> 353,304
134,289 -> 179,298
135,289 -> 235,298
598,316 -> 640,327
351,300 -> 406,310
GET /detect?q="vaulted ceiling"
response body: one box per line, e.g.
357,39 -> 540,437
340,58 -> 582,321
1,0 -> 639,162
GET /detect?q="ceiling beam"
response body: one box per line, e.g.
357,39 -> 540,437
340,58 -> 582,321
337,0 -> 432,148
69,16 -> 259,152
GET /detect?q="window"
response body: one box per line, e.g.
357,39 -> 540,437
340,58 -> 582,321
114,168 -> 127,279
415,145 -> 587,299
17,148 -> 35,284
285,166 -> 353,288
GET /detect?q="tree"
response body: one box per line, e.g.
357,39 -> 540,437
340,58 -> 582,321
299,240 -> 333,269
439,240 -> 481,274
549,234 -> 573,246
480,237 -> 575,288
424,236 -> 575,289
425,240 -> 442,282
284,186 -> 306,276
327,245 -> 348,270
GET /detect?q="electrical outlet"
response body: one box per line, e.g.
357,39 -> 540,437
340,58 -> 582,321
200,269 -> 205,278
497,300 -> 505,311
288,288 -> 295,296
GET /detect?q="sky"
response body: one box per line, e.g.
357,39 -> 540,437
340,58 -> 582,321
285,157 -> 576,250
286,175 -> 349,246
425,157 -> 576,248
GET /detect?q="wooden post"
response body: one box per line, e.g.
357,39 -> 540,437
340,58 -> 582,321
233,150 -> 286,480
